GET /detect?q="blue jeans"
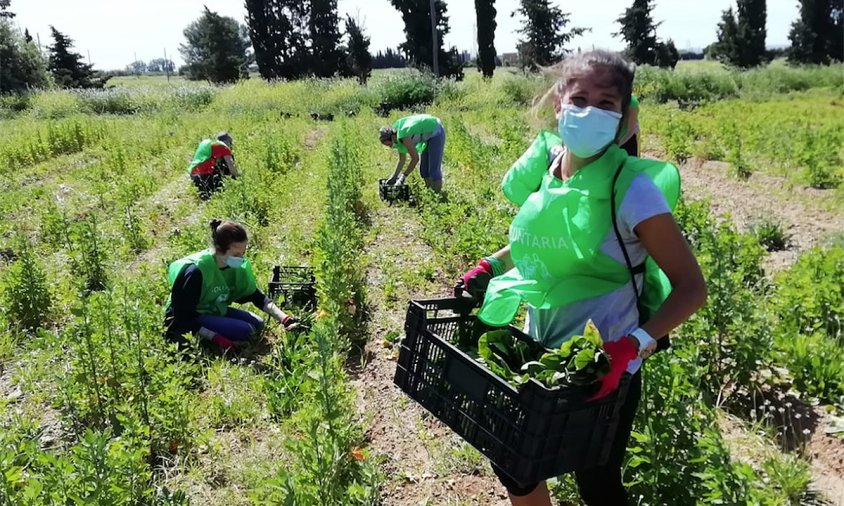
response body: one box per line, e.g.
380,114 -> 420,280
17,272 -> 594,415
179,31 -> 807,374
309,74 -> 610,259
420,124 -> 446,182
195,307 -> 264,341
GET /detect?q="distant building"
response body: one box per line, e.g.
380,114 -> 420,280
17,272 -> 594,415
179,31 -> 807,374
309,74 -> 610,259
500,52 -> 519,66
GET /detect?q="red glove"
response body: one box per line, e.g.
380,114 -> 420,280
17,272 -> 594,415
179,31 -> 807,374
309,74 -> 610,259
211,334 -> 239,351
281,315 -> 300,331
454,259 -> 494,299
590,337 -> 638,401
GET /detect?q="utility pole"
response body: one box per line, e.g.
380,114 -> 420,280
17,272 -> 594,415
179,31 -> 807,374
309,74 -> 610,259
163,48 -> 170,82
429,0 -> 439,76
134,51 -> 139,78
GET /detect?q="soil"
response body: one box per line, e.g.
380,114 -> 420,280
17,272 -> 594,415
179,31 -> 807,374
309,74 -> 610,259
352,202 -> 510,505
304,126 -> 328,150
674,157 -> 844,271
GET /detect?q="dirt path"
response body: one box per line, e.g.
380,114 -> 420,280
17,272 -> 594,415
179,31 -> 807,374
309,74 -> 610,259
674,157 -> 844,270
807,409 -> 844,506
352,202 -> 510,505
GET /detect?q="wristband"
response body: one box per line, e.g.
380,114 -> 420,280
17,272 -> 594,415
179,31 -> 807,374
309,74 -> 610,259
630,328 -> 657,357
484,256 -> 505,277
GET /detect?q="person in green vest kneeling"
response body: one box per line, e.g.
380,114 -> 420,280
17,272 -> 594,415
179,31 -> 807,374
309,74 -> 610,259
164,219 -> 299,352
455,50 -> 707,506
379,113 -> 446,192
188,132 -> 239,201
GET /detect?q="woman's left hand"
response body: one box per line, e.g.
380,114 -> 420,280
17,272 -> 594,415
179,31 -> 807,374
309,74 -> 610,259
590,337 -> 638,401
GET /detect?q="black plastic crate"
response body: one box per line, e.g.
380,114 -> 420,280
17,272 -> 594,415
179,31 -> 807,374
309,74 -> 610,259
378,178 -> 411,204
268,266 -> 317,312
394,298 -> 631,486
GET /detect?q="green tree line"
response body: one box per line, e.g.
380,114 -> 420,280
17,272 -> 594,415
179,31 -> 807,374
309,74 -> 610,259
1,0 -> 841,93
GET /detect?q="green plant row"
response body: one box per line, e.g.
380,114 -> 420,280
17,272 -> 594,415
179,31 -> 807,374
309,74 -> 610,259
642,89 -> 844,190
258,127 -> 380,505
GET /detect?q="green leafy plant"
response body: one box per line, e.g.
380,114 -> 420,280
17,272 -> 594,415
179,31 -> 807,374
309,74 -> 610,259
71,213 -> 110,293
752,219 -> 791,252
762,452 -> 811,505
474,322 -> 610,389
2,235 -> 52,331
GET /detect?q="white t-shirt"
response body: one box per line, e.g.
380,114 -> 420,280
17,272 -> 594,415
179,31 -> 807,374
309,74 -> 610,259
402,122 -> 444,147
524,170 -> 671,374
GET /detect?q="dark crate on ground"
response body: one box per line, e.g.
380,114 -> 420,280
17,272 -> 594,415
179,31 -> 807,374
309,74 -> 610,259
268,266 -> 317,312
378,178 -> 411,204
394,298 -> 631,486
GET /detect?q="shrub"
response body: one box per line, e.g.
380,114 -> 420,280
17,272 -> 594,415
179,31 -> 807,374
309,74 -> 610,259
774,246 -> 844,338
751,219 -> 791,252
0,94 -> 31,118
634,63 -> 844,104
71,213 -> 110,293
2,235 -> 51,331
374,71 -> 436,115
778,332 -> 844,404
29,90 -> 83,119
500,73 -> 543,106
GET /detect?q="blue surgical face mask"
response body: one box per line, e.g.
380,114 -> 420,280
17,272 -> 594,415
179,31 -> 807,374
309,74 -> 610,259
558,105 -> 622,158
225,256 -> 245,268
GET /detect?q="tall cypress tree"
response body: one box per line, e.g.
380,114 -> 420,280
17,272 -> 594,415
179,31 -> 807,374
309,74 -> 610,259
1,20 -> 49,93
48,26 -> 108,88
713,1 -> 767,68
788,0 -> 843,64
245,0 -> 310,79
345,15 -> 372,84
737,0 -> 767,66
389,0 -> 463,79
830,0 -> 843,61
714,7 -> 742,66
309,0 -> 345,77
475,0 -> 497,78
514,0 -> 587,70
615,0 -> 660,65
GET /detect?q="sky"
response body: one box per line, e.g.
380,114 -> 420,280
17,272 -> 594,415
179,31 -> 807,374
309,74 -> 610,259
11,0 -> 799,70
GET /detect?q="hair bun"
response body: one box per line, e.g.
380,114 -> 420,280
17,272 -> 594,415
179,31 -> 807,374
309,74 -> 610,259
210,218 -> 222,231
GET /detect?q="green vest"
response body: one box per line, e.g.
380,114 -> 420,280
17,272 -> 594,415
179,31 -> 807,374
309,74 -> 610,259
392,114 -> 441,155
167,249 -> 258,316
187,139 -> 228,175
479,132 -> 680,327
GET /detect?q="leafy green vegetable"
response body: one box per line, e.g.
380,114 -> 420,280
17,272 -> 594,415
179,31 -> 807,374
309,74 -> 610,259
472,320 -> 610,389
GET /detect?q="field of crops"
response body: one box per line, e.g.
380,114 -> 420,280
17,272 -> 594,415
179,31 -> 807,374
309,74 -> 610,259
1,64 -> 843,505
